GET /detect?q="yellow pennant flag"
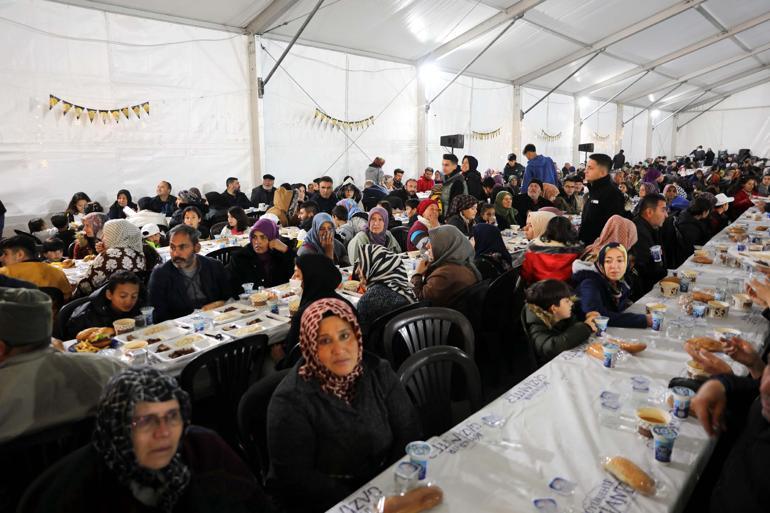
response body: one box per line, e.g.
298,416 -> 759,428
132,105 -> 142,118
110,110 -> 121,122
121,107 -> 130,119
49,95 -> 60,110
142,102 -> 150,115
87,109 -> 97,123
74,106 -> 83,119
99,110 -> 109,123
61,102 -> 72,115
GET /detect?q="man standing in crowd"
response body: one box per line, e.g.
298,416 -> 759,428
148,225 -> 232,322
221,177 -> 252,209
392,168 -> 405,189
310,176 -> 337,214
612,149 -> 625,170
417,167 -> 435,192
631,194 -> 668,299
691,145 -> 706,163
365,157 -> 385,185
503,153 -> 525,182
561,162 -> 575,177
0,236 -> 71,302
521,143 -> 558,189
553,175 -> 582,214
149,180 -> 176,216
440,154 -> 468,217
578,153 -> 626,245
250,173 -> 276,207
0,287 -> 124,443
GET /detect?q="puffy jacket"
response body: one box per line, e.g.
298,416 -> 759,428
522,303 -> 592,365
66,283 -> 147,339
521,240 -> 583,284
521,155 -> 558,189
572,268 -> 647,329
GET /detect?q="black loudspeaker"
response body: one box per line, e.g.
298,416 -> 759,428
440,134 -> 464,149
737,148 -> 751,161
578,143 -> 595,153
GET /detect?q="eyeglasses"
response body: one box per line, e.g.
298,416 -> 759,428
131,409 -> 182,433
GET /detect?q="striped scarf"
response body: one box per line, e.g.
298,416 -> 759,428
358,244 -> 416,303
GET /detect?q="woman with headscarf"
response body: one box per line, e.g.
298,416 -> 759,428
633,182 -> 659,215
75,220 -> 146,297
226,218 -> 294,296
572,242 -> 650,329
406,199 -> 440,251
107,189 -> 138,220
411,225 -> 481,306
298,213 -> 349,266
643,167 -> 663,187
347,206 -> 401,268
524,210 -> 556,241
267,298 -> 421,513
445,194 -> 478,237
461,155 -> 483,200
578,215 -> 638,265
72,212 -> 109,259
170,189 -> 208,227
267,186 -> 298,227
494,191 -> 518,230
472,223 -> 512,280
521,216 -> 583,285
663,183 -> 689,214
26,367 -> 270,513
356,245 -> 416,333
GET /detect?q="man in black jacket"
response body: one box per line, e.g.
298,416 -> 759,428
511,179 -> 553,226
674,197 -> 712,266
440,154 -> 467,217
631,194 -> 668,300
148,225 -> 232,322
578,153 -> 627,245
310,176 -> 337,214
148,181 -> 177,216
221,177 -> 253,209
612,149 -> 625,170
249,173 -> 276,207
503,153 -> 525,182
461,155 -> 484,200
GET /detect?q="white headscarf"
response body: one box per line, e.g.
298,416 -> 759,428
102,220 -> 143,253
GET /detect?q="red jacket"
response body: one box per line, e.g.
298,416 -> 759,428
521,241 -> 582,284
729,189 -> 753,220
416,176 -> 435,193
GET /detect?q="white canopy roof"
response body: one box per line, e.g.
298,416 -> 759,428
48,0 -> 770,111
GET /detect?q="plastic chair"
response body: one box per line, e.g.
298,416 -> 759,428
236,369 -> 290,484
67,241 -> 76,258
179,335 -> 268,448
389,225 -> 409,252
53,296 -> 90,339
210,221 -> 228,238
396,345 -> 483,438
2,417 -> 94,513
382,307 -> 474,369
207,246 -> 241,266
364,300 -> 428,356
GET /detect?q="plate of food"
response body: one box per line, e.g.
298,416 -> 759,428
148,334 -> 214,362
211,305 -> 259,324
115,322 -> 190,345
684,336 -> 724,352
69,327 -> 118,353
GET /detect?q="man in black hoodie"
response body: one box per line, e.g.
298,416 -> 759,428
578,153 -> 627,245
674,197 -> 712,266
631,194 -> 668,300
310,176 -> 337,214
461,155 -> 484,200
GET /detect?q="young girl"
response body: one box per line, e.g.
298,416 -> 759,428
522,279 -> 599,364
220,206 -> 250,236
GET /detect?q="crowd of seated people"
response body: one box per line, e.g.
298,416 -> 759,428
1,147 -> 770,512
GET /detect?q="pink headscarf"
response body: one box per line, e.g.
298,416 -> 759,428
583,215 -> 638,258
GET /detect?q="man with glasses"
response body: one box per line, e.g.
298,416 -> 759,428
148,225 -> 232,322
310,176 -> 337,214
554,175 -> 582,215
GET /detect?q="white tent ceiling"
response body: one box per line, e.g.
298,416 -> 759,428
48,0 -> 770,110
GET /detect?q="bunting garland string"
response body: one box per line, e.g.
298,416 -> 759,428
314,108 -> 374,130
471,128 -> 501,140
592,131 -> 610,142
537,128 -> 562,142
49,94 -> 149,124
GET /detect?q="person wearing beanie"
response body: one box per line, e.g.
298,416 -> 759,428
226,218 -> 295,295
0,287 -> 125,444
407,199 -> 440,251
511,178 -> 553,226
250,173 -> 277,207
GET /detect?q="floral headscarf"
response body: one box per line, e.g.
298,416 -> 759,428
298,298 -> 364,404
447,194 -> 478,218
83,212 -> 109,239
93,367 -> 192,512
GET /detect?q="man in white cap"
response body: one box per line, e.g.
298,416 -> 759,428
0,288 -> 125,443
709,193 -> 734,235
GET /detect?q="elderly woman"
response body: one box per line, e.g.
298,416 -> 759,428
25,367 -> 270,512
411,225 -> 482,306
473,223 -> 512,280
267,298 -> 421,512
524,210 -> 556,241
407,199 -> 440,251
226,218 -> 294,295
521,216 -> 583,284
75,220 -> 146,297
298,213 -> 349,266
572,242 -> 650,329
663,183 -> 689,214
445,194 -> 478,237
356,245 -> 416,333
347,206 -> 401,268
107,189 -> 138,220
493,191 -> 518,231
73,212 -> 108,259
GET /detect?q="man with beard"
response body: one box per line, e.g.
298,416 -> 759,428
511,178 -> 553,226
148,225 -> 232,322
221,177 -> 253,209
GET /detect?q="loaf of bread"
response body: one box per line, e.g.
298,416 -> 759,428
691,290 -> 715,303
603,456 -> 656,496
381,486 -> 443,513
692,255 -> 713,264
201,300 -> 226,311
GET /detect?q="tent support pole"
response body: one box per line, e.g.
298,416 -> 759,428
523,51 -> 601,117
248,37 -> 265,186
581,70 -> 650,123
677,97 -> 729,130
623,82 -> 683,126
652,90 -> 708,128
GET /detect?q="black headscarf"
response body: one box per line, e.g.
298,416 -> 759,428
463,155 -> 479,172
473,223 -> 512,265
93,367 -> 192,512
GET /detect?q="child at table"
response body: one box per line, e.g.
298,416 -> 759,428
42,238 -> 66,263
522,279 -> 600,365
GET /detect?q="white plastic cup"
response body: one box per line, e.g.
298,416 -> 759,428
405,441 -> 431,480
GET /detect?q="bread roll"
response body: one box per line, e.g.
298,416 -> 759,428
381,486 -> 443,513
691,291 -> 715,303
692,255 -> 713,264
619,341 -> 647,354
586,342 -> 604,360
603,456 -> 656,496
201,300 -> 226,311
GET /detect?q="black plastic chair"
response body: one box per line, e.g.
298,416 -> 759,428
283,342 -> 303,368
53,296 -> 90,339
179,335 -> 268,449
477,268 -> 518,387
207,246 -> 241,266
39,287 -> 65,316
67,241 -> 76,257
237,369 -> 290,484
2,417 -> 94,513
210,221 -> 228,237
382,307 -> 474,369
389,225 -> 409,252
363,300 -> 427,356
396,345 -> 483,438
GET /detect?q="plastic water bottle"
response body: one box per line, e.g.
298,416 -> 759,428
192,310 -> 206,333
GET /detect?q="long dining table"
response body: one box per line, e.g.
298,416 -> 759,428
325,207 -> 770,513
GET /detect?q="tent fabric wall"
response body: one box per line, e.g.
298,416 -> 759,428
578,98 -> 617,159
651,111 -> 673,158
621,106 -> 649,165
0,0 -> 252,230
521,88 -> 574,169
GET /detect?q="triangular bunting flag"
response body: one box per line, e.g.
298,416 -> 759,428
49,95 -> 60,110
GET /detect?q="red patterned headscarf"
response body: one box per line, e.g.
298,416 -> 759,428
298,298 -> 364,404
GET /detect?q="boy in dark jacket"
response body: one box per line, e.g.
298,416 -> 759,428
522,279 -> 599,365
673,197 -> 712,267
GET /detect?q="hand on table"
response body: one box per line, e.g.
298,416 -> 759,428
748,278 -> 770,307
690,379 -> 727,436
684,343 -> 733,376
583,311 -> 600,333
724,337 -> 765,379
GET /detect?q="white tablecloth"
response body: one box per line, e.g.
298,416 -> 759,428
326,208 -> 769,513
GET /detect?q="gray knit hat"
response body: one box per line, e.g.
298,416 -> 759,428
0,287 -> 52,347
